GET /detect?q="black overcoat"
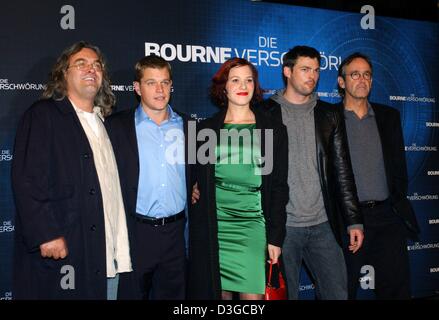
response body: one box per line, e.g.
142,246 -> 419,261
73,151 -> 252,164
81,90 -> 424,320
12,98 -> 107,299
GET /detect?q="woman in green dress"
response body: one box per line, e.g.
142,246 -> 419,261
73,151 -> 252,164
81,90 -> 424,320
187,58 -> 289,300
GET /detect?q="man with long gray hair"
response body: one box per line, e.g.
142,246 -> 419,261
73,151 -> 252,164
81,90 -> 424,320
12,41 -> 132,299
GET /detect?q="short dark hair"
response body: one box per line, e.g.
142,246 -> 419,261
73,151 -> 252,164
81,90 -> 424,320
210,58 -> 263,108
282,46 -> 321,85
337,52 -> 373,96
134,55 -> 172,82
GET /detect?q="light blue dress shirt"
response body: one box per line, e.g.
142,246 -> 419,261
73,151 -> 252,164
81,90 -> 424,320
135,104 -> 186,218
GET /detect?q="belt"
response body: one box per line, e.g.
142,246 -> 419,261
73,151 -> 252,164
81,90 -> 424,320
217,181 -> 261,192
359,199 -> 388,209
134,211 -> 185,226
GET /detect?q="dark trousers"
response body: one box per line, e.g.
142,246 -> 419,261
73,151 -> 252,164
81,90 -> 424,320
345,201 -> 411,299
134,218 -> 186,300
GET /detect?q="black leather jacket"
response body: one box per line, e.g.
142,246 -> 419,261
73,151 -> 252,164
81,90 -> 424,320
260,98 -> 362,246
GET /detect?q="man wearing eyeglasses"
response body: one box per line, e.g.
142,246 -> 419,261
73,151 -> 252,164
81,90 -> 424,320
260,46 -> 364,300
337,52 -> 420,299
106,55 -> 192,300
12,41 -> 132,299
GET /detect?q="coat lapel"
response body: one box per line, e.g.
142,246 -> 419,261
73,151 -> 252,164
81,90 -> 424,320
125,108 -> 140,164
54,98 -> 93,155
313,103 -> 327,164
206,109 -> 227,187
371,104 -> 393,186
253,107 -> 268,201
174,110 -> 193,197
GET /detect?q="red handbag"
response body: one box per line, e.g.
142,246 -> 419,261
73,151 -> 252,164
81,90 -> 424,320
265,260 -> 287,300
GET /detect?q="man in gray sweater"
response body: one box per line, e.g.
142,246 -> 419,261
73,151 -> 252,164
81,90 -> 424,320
261,46 -> 364,299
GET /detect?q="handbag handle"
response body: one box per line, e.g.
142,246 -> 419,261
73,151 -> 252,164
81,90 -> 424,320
267,260 -> 281,285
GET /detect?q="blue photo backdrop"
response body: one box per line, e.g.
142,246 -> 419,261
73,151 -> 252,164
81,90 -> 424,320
0,0 -> 437,299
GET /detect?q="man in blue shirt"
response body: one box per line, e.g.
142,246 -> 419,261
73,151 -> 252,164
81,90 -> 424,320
106,55 -> 192,299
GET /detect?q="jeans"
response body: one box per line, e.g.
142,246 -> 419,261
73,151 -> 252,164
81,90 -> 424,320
282,221 -> 347,300
107,273 -> 120,300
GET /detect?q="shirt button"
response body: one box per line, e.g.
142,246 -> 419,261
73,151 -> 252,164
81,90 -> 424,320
160,144 -> 163,148
161,184 -> 165,187
161,164 -> 165,167
90,225 -> 96,231
89,188 -> 96,195
95,270 -> 101,275
83,153 -> 90,159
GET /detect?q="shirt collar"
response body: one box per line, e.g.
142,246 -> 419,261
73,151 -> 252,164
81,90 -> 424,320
135,104 -> 178,126
366,102 -> 375,116
344,102 -> 375,119
69,99 -> 103,121
275,89 -> 317,114
168,105 -> 179,121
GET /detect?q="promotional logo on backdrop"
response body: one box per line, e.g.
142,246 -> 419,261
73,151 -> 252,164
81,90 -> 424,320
0,0 -> 438,299
0,78 -> 44,91
110,84 -> 135,92
299,284 -> 315,292
0,221 -> 14,233
0,292 -> 12,300
0,149 -> 13,162
390,94 -> 435,103
405,144 -> 438,152
145,39 -> 287,66
407,242 -> 439,251
0,78 -> 134,94
407,193 -> 439,201
144,39 -> 341,70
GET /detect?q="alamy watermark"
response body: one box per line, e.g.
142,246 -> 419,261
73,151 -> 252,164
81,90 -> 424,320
168,122 -> 274,175
60,265 -> 75,290
360,265 -> 375,290
361,5 -> 375,30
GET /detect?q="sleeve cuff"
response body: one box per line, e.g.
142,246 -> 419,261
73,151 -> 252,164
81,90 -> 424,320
347,224 -> 364,234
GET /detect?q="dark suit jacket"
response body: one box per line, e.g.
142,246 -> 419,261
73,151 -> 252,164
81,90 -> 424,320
12,98 -> 107,299
260,98 -> 363,247
186,106 -> 289,300
337,102 -> 420,239
105,106 -> 193,299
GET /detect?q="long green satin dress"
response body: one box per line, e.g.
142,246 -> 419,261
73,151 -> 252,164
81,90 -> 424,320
215,123 -> 266,294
